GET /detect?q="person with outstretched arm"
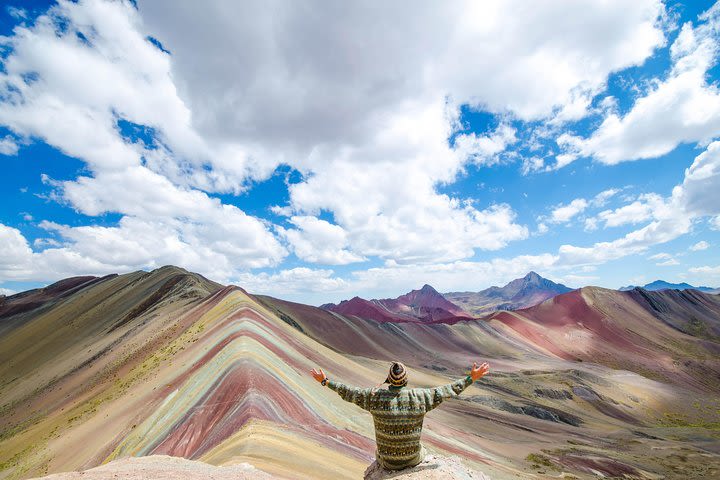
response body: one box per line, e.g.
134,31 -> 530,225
310,361 -> 490,471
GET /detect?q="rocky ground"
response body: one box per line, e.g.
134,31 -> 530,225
30,456 -> 273,480
29,455 -> 492,480
364,455 -> 492,480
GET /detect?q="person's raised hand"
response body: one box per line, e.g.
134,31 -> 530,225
470,362 -> 490,382
310,367 -> 327,383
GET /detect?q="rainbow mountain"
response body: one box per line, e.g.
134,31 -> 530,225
1,266 -> 719,479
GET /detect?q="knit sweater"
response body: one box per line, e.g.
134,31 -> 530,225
326,375 -> 473,470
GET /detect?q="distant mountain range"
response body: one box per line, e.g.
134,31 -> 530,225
445,272 -> 573,316
324,272 -> 720,324
321,284 -> 472,323
321,272 -> 575,321
619,280 -> 719,294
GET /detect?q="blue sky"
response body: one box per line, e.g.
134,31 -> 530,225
1,0 -> 719,304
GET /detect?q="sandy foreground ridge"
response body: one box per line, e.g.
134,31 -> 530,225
30,454 -> 492,480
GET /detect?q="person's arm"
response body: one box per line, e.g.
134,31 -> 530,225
423,362 -> 489,412
310,367 -> 372,411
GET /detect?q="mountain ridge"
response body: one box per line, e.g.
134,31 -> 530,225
619,279 -> 718,293
2,267 -> 720,479
445,272 -> 573,316
322,283 -> 472,323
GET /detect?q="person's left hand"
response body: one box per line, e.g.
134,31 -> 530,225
310,367 -> 327,383
470,362 -> 490,382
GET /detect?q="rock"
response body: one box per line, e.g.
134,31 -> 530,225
533,388 -> 573,400
30,455 -> 274,480
363,454 -> 491,480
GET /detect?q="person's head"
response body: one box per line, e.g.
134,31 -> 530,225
385,361 -> 408,387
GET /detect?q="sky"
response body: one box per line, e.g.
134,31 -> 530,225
1,0 -> 719,305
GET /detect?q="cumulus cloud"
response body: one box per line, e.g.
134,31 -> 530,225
595,193 -> 667,228
278,216 -> 365,265
0,136 -> 19,155
556,138 -> 720,266
234,267 -> 349,303
0,224 -> 34,278
0,215 -> 284,284
135,0 -> 665,264
2,0 -> 704,300
0,0 -> 286,280
557,3 -> 720,167
547,198 -> 589,224
453,124 -> 517,167
690,240 -> 710,251
541,188 -> 624,230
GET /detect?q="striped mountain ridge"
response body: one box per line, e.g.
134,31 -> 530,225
0,268 -> 507,479
1,267 -> 719,479
487,286 -> 720,393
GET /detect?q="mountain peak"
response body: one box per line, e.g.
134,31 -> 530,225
325,284 -> 471,323
445,272 -> 572,315
418,284 -> 440,294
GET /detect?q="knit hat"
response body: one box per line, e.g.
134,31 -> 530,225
385,361 -> 408,386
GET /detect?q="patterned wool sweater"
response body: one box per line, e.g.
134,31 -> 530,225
327,375 -> 473,470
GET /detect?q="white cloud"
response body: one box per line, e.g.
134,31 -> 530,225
226,138 -> 719,300
671,139 -> 720,217
710,216 -> 720,230
136,0 -> 664,264
235,267 -> 349,302
689,265 -> 720,275
279,216 -> 365,265
584,217 -> 599,232
0,287 -> 17,296
0,210 -> 286,284
0,224 -> 34,278
592,188 -> 621,206
453,124 -> 517,167
6,6 -> 27,20
649,253 -> 680,266
520,156 -> 546,175
558,212 -> 691,266
596,193 -> 666,228
547,198 -> 589,224
0,0 -> 287,281
688,264 -> 720,285
690,240 -> 710,251
0,136 -> 19,155
557,4 -> 720,167
555,138 -> 720,266
0,0 -> 691,295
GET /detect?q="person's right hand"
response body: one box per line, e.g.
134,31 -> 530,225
310,367 -> 327,383
470,362 -> 490,382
